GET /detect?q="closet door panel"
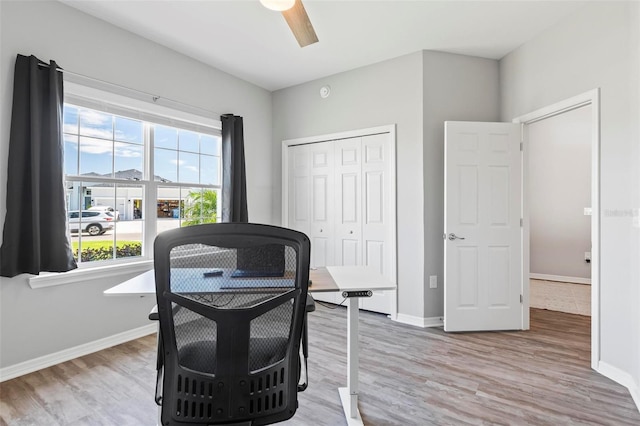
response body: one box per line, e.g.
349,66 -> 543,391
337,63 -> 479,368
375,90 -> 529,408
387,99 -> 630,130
286,131 -> 395,314
335,138 -> 362,267
361,133 -> 392,314
309,141 -> 338,303
288,144 -> 310,236
310,142 -> 335,265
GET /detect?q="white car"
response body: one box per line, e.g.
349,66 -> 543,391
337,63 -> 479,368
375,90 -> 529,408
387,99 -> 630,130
88,205 -> 120,220
68,210 -> 115,236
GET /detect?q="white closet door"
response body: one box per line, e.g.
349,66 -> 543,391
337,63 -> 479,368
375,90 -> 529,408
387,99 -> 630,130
288,144 -> 310,236
335,138 -> 363,267
285,129 -> 396,315
309,141 -> 335,268
360,134 -> 392,314
288,142 -> 337,304
309,142 -> 338,304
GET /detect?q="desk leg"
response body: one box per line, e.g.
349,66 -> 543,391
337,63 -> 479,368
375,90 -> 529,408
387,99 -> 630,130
339,297 -> 364,425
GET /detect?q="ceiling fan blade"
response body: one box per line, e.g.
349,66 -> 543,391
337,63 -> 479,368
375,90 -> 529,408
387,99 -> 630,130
282,0 -> 318,47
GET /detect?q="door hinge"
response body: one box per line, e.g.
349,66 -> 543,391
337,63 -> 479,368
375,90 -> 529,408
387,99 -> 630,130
520,294 -> 523,303
520,142 -> 523,151
520,218 -> 523,227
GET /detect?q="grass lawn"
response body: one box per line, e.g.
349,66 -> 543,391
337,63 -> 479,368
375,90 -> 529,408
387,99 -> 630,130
72,240 -> 140,251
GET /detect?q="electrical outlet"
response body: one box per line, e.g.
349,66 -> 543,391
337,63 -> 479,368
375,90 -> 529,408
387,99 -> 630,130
429,275 -> 437,289
584,207 -> 592,216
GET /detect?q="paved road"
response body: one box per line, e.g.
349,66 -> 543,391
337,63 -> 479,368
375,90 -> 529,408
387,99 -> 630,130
71,218 -> 182,243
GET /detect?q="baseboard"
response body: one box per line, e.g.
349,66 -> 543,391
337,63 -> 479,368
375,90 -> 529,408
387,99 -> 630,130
597,361 -> 640,413
394,314 -> 443,328
0,324 -> 157,382
530,273 -> 591,285
632,383 -> 640,414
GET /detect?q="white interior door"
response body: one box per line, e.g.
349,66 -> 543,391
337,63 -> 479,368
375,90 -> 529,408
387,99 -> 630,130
284,126 -> 397,316
360,134 -> 392,314
309,142 -> 339,304
335,138 -> 363,266
310,141 -> 335,268
444,121 -> 523,332
288,143 -> 337,304
288,144 -> 310,236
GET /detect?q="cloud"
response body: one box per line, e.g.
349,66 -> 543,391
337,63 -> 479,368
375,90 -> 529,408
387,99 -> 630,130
77,138 -> 143,159
114,146 -> 142,158
64,123 -> 78,134
78,110 -> 113,139
81,109 -> 111,126
79,137 -> 112,155
114,141 -> 142,158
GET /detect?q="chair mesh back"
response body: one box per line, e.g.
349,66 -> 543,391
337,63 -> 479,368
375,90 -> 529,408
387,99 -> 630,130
154,224 -> 310,426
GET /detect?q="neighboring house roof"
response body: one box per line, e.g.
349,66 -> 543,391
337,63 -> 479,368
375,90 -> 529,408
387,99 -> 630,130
81,169 -> 171,186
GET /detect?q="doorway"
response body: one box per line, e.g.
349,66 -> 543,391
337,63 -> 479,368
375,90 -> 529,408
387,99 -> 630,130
527,105 -> 592,316
515,89 -> 600,369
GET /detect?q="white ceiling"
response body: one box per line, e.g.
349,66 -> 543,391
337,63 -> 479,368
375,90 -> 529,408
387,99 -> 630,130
61,0 -> 588,91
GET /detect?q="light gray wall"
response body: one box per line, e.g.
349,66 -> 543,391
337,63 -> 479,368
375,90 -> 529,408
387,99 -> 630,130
272,52 -> 426,319
421,51 -> 500,318
0,0 -> 272,369
272,51 -> 499,320
500,0 -> 640,387
528,105 -> 592,280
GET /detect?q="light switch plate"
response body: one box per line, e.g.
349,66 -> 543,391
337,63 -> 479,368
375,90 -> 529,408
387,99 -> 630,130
584,207 -> 592,216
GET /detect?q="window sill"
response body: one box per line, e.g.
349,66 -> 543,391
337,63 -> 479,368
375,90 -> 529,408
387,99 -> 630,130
28,259 -> 153,289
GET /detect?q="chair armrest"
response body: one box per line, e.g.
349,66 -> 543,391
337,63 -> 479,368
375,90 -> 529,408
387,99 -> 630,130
149,304 -> 159,321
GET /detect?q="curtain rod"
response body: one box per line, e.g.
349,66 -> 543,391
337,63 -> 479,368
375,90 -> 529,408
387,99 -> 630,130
37,62 -> 221,119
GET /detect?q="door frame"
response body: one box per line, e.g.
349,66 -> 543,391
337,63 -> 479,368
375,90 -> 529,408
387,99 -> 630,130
281,124 -> 398,319
513,88 -> 600,369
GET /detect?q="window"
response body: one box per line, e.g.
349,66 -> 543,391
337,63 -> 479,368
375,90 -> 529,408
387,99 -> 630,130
63,103 -> 222,265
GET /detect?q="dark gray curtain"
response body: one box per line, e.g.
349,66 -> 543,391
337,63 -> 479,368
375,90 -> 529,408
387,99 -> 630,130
220,114 -> 248,223
0,55 -> 77,277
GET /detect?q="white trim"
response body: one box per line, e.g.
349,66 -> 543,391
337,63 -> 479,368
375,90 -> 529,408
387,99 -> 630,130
530,273 -> 591,285
513,88 -> 600,369
0,324 -> 156,382
597,361 -> 640,413
282,125 -> 394,147
64,80 -> 221,133
388,124 -> 398,320
281,125 -> 398,320
521,122 -> 530,331
394,314 -> 443,328
632,386 -> 640,415
29,260 -> 153,289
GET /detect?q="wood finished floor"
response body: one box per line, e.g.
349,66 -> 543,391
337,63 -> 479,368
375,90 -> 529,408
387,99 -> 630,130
1,308 -> 639,426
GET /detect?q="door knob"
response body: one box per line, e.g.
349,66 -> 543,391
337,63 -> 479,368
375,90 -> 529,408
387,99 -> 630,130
448,233 -> 465,241
349,230 -> 353,234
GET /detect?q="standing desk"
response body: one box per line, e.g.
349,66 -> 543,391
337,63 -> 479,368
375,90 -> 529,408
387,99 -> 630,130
105,265 -> 396,426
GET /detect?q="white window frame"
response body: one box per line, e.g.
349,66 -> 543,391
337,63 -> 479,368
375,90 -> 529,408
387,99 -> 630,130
29,82 -> 222,289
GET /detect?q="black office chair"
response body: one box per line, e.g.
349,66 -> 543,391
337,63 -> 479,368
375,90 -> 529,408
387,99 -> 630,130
152,223 -> 311,426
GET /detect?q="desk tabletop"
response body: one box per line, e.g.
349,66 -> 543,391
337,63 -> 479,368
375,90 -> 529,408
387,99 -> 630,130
104,265 -> 395,296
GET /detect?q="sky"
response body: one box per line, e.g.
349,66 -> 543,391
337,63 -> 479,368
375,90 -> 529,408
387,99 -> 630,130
63,105 -> 221,185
